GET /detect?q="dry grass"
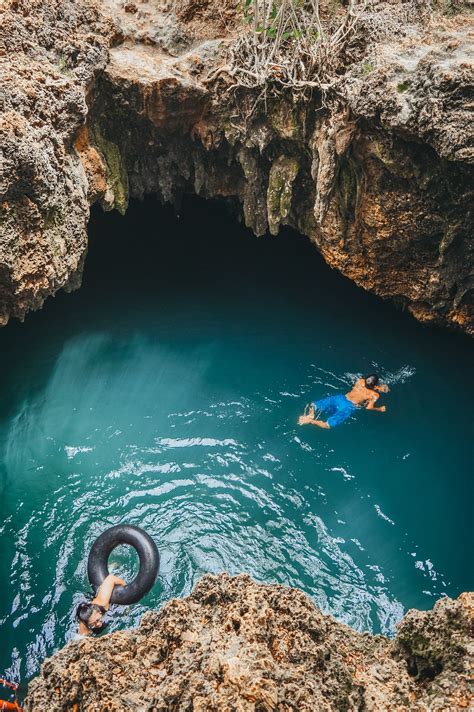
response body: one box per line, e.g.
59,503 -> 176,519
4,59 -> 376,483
207,0 -> 367,109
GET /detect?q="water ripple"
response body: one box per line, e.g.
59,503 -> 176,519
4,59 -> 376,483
0,298 -> 466,685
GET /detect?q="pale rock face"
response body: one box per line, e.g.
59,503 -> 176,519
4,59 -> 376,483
24,574 -> 473,711
0,0 -> 473,331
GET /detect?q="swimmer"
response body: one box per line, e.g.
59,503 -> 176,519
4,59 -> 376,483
75,574 -> 125,637
298,373 -> 389,429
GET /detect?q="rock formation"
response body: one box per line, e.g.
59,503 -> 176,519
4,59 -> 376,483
0,0 -> 473,331
25,573 -> 473,711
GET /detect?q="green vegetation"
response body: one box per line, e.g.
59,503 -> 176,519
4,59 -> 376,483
242,0 -> 304,41
225,0 -> 365,107
397,81 -> 410,93
267,154 -> 299,235
361,61 -> 374,75
90,123 -> 129,215
56,54 -> 73,77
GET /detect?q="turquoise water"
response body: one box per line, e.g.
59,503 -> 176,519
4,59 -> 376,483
0,198 -> 472,686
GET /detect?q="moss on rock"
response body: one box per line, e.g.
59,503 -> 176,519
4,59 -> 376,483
90,123 -> 129,215
267,155 -> 300,235
269,102 -> 302,141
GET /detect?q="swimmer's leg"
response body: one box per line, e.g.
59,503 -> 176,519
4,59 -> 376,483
327,408 -> 353,428
300,397 -> 334,425
314,396 -> 338,415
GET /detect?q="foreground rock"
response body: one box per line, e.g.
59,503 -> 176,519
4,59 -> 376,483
25,574 -> 473,711
1,0 -> 473,332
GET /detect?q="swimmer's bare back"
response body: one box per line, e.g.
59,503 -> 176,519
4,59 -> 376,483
345,378 -> 389,412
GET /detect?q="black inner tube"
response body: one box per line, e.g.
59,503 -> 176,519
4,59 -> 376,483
87,525 -> 159,605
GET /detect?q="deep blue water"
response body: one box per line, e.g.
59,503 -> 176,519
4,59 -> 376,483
0,197 -> 472,686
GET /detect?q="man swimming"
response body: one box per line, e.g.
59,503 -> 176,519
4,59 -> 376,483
76,574 -> 125,637
298,373 -> 389,429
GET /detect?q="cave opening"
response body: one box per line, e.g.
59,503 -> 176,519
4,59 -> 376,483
0,195 -> 472,683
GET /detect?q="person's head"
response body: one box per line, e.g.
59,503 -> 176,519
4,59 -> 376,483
76,601 -> 105,631
364,373 -> 380,390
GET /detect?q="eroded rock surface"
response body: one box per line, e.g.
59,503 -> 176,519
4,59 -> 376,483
0,0 -> 113,325
0,0 -> 473,331
25,574 -> 473,711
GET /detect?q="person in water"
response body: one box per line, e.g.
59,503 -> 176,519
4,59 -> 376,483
76,574 -> 125,637
298,373 -> 389,429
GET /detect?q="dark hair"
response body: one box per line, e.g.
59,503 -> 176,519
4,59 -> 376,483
76,601 -> 106,623
76,601 -> 95,625
364,374 -> 380,389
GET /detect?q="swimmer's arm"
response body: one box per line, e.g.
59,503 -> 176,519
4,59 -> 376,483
365,393 -> 387,413
375,383 -> 390,393
92,574 -> 126,610
366,395 -> 386,412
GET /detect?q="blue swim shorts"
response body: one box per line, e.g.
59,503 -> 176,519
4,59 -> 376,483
312,394 -> 358,427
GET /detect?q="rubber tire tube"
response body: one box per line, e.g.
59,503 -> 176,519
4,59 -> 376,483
87,524 -> 159,605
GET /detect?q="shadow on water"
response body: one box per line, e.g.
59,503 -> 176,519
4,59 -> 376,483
0,195 -> 472,685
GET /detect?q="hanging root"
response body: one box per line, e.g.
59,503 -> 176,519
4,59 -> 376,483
210,0 -> 367,111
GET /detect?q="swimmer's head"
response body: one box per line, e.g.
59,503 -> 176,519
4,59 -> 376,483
364,374 -> 379,390
76,601 -> 105,631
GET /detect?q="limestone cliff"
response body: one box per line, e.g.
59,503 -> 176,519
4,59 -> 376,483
0,0 -> 473,331
25,574 -> 473,711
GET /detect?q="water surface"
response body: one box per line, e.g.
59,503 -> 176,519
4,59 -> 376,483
0,197 -> 472,683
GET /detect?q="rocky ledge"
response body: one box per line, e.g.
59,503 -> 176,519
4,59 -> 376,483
1,0 -> 473,332
25,574 -> 473,711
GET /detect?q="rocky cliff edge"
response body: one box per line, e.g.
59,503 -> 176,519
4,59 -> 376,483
25,574 -> 473,711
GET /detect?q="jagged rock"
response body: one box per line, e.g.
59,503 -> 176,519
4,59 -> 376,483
343,20 -> 474,163
0,0 -> 473,331
394,592 -> 474,680
24,574 -> 473,711
0,0 -> 112,325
